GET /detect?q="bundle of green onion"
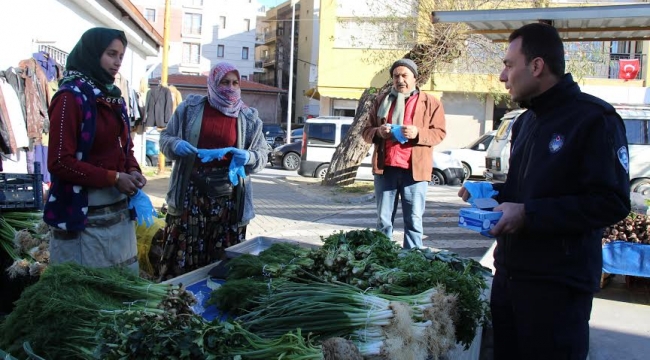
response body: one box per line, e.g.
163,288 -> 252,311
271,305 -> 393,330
238,281 -> 457,359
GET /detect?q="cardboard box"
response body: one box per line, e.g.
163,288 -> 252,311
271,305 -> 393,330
458,207 -> 503,233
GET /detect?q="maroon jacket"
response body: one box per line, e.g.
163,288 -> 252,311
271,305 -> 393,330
48,92 -> 140,187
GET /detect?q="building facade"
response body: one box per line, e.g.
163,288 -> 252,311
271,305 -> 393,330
133,0 -> 263,79
253,1 -> 301,124
311,0 -> 650,150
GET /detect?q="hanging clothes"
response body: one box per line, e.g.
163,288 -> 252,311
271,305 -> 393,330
0,81 -> 30,149
18,59 -> 49,145
144,85 -> 172,127
114,72 -> 131,117
32,51 -> 58,82
168,85 -> 183,111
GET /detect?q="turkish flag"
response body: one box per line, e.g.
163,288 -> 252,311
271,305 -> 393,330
618,59 -> 640,80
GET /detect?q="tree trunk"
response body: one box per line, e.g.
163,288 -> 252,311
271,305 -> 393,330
322,84 -> 391,186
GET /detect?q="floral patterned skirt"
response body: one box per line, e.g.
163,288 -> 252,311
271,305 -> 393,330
157,168 -> 246,280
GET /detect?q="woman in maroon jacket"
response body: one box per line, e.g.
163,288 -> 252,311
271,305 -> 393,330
44,28 -> 146,271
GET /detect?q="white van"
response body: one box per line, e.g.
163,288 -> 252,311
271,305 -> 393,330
484,109 -> 526,183
297,116 -> 465,185
484,105 -> 650,194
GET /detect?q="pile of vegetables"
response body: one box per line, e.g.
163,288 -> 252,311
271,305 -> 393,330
0,263 -> 330,360
211,229 -> 491,356
0,211 -> 49,279
602,213 -> 650,245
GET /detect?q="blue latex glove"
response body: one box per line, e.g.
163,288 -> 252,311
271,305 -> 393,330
197,147 -> 235,163
174,140 -> 198,157
228,159 -> 247,186
390,124 -> 408,144
128,190 -> 157,228
230,148 -> 251,167
463,181 -> 499,206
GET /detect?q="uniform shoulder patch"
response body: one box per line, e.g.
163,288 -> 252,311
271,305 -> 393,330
617,146 -> 629,173
549,134 -> 564,153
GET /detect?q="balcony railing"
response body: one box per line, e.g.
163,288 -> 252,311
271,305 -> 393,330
442,49 -> 646,81
36,44 -> 69,66
256,32 -> 276,44
605,53 -> 645,80
563,52 -> 645,80
261,53 -> 276,68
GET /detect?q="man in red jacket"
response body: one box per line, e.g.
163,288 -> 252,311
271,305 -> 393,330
362,59 -> 447,249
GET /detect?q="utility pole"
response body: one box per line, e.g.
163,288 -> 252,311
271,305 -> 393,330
286,0 -> 297,144
158,0 -> 171,173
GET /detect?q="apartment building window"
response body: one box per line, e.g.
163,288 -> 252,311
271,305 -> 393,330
242,75 -> 248,80
183,13 -> 202,35
217,45 -> 225,58
219,16 -> 226,29
144,8 -> 156,22
187,0 -> 203,6
242,47 -> 249,60
182,42 -> 201,64
244,19 -> 251,32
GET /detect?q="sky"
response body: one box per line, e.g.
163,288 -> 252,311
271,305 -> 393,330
258,0 -> 282,9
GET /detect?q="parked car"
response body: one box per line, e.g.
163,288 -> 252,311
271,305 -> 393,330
297,116 -> 464,185
271,140 -> 302,170
262,123 -> 286,148
441,131 -> 496,180
290,128 -> 303,142
145,128 -> 172,167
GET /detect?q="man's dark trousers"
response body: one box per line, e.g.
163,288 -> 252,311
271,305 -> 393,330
490,272 -> 594,360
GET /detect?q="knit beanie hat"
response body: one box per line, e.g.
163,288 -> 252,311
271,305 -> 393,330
389,58 -> 418,78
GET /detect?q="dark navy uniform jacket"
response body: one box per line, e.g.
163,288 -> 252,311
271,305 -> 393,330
493,74 -> 631,293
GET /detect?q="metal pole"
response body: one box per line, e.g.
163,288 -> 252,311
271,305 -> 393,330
286,0 -> 296,144
158,0 -> 171,173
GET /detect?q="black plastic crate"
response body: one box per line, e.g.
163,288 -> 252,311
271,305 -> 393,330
0,162 -> 43,211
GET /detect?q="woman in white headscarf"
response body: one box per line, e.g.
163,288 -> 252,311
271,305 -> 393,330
157,62 -> 268,280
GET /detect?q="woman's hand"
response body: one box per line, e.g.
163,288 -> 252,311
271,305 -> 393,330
115,172 -> 140,196
130,171 -> 147,188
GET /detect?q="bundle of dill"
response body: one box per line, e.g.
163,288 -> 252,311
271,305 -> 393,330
0,263 -> 195,359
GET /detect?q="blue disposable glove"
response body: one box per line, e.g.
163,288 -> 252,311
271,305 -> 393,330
463,181 -> 499,206
228,159 -> 247,186
128,190 -> 157,228
231,148 -> 251,167
390,124 -> 408,144
174,140 -> 198,157
197,147 -> 235,163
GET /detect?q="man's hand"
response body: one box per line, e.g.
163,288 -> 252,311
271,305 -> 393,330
378,124 -> 392,139
490,202 -> 526,236
457,186 -> 470,202
402,125 -> 418,140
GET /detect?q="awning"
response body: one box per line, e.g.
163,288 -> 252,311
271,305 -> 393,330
317,87 -> 364,100
432,4 -> 650,42
304,87 -> 364,100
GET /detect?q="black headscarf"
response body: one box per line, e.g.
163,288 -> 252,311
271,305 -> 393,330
65,27 -> 127,97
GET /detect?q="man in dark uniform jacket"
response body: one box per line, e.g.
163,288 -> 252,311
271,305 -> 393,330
459,23 -> 631,359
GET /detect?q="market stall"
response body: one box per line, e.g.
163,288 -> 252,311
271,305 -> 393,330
601,194 -> 650,288
1,229 -> 491,360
